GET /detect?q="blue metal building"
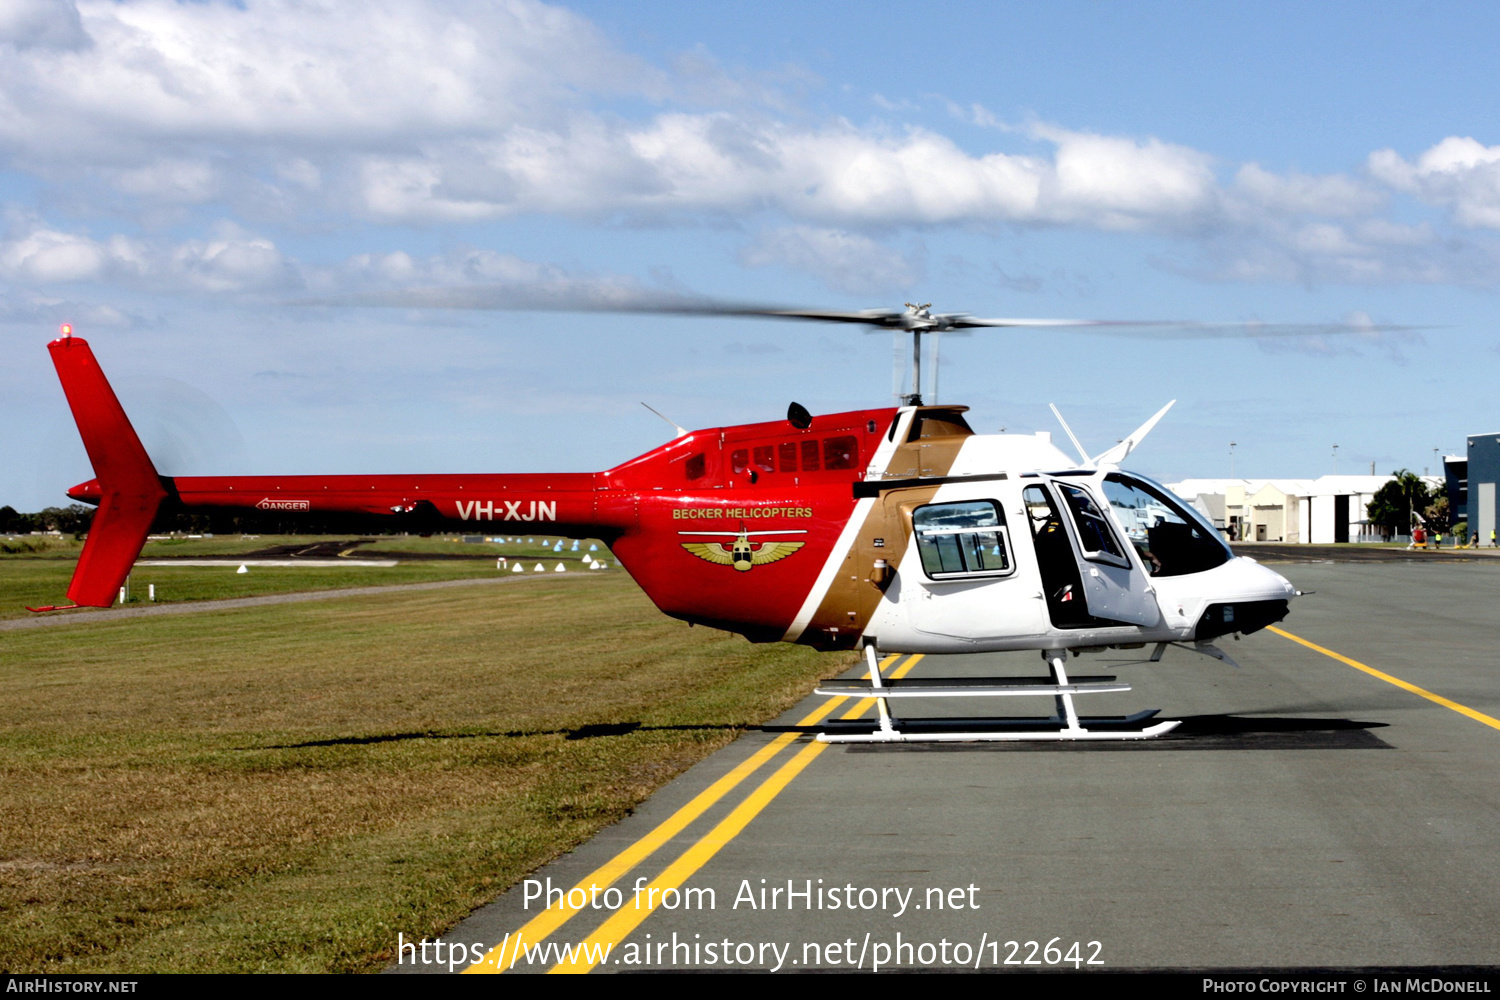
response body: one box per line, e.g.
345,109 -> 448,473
1467,432 -> 1500,545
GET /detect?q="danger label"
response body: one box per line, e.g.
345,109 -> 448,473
255,498 -> 310,511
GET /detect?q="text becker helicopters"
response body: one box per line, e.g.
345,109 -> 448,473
37,304 -> 1297,744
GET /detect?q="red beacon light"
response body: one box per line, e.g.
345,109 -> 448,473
59,323 -> 72,338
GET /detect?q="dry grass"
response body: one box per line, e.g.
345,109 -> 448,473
0,536 -> 78,556
0,534 -> 613,620
0,572 -> 852,972
0,560 -> 518,621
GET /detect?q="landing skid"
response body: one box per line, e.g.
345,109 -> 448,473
815,646 -> 1181,744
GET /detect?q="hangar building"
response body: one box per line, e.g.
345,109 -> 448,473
1169,474 -> 1441,543
1468,432 -> 1500,544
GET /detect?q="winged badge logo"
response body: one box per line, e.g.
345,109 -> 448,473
680,525 -> 806,572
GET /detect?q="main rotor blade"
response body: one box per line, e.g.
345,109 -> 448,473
1013,319 -> 1429,339
925,316 -> 1427,338
309,287 -> 914,326
309,287 -> 1424,338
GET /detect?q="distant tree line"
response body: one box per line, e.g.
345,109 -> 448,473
1,502 -> 445,537
0,504 -> 95,536
1366,470 -> 1451,534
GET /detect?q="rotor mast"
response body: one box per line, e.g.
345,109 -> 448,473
903,302 -> 932,407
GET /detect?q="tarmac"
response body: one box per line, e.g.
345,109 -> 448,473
395,558 -> 1500,975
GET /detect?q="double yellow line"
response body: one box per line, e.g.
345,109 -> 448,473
464,653 -> 923,975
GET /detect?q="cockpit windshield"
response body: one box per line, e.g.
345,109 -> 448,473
1101,473 -> 1231,577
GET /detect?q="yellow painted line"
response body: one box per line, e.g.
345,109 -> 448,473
1269,625 -> 1500,732
464,653 -> 903,974
550,654 -> 925,974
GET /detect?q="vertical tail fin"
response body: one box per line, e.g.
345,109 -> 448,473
46,334 -> 167,608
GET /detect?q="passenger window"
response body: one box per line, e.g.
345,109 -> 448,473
800,439 -> 820,471
754,445 -> 776,473
731,449 -> 749,475
912,501 -> 1013,579
778,442 -> 798,472
1058,483 -> 1128,566
823,435 -> 858,470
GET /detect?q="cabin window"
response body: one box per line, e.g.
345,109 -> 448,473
823,435 -> 858,470
778,442 -> 798,472
1101,473 -> 1231,577
800,439 -> 821,471
731,449 -> 749,475
754,445 -> 776,473
912,500 -> 1013,579
1057,483 -> 1129,567
685,453 -> 706,481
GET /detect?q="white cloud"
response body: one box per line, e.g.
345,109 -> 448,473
1033,125 -> 1217,227
956,103 -> 1007,130
739,226 -> 919,295
341,247 -> 569,289
1185,212 -> 1495,287
0,222 -> 296,292
0,2 -> 1304,237
1,0 -> 648,153
0,0 -> 88,50
0,292 -> 133,328
0,230 -> 108,283
170,232 -> 292,292
344,114 -> 1231,231
3,2 -> 1499,293
1232,163 -> 1384,218
1368,136 -> 1500,229
0,221 -> 682,306
328,247 -> 671,310
0,0 -> 662,223
115,159 -> 222,203
873,94 -> 919,113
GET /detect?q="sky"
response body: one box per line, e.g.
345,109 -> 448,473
4,0 -> 1500,510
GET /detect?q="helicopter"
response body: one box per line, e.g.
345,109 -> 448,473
34,303 -> 1300,743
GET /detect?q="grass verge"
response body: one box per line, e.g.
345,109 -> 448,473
0,535 -> 611,621
0,571 -> 852,972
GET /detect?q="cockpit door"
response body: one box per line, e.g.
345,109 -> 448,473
1042,478 -> 1162,627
